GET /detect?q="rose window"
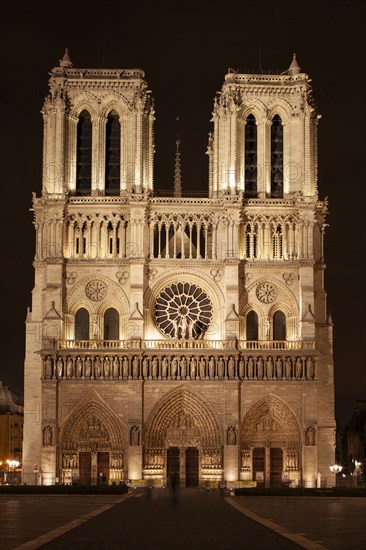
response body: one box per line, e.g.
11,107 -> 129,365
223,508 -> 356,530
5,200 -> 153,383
154,282 -> 213,339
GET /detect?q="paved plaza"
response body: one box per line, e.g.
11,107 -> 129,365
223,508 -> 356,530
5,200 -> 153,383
0,489 -> 365,549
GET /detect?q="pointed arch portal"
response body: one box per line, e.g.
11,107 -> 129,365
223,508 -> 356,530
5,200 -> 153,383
144,387 -> 223,486
240,394 -> 301,487
60,394 -> 127,485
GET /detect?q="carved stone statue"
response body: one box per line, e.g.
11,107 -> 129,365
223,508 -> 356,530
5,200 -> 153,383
76,356 -> 82,378
228,356 -> 235,378
247,357 -> 254,379
227,425 -> 236,445
152,356 -> 159,378
113,356 -> 119,378
275,357 -> 282,379
180,356 -> 187,378
295,357 -> 302,379
130,425 -> 140,446
43,425 -> 53,446
208,356 -> 215,379
171,357 -> 178,379
161,357 -> 169,378
266,356 -> 273,380
257,356 -> 264,379
190,357 -> 197,379
66,357 -> 73,378
104,356 -> 111,378
56,356 -> 63,378
306,356 -> 314,379
187,318 -> 194,339
239,357 -> 245,379
285,357 -> 292,379
132,356 -> 139,378
94,356 -> 102,378
180,315 -> 187,339
142,357 -> 149,378
199,357 -> 206,379
305,425 -> 316,446
217,357 -> 224,378
45,356 -> 53,378
123,357 -> 129,379
85,356 -> 92,378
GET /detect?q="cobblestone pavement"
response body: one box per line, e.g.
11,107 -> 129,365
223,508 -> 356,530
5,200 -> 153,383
0,490 -> 365,550
232,495 -> 366,550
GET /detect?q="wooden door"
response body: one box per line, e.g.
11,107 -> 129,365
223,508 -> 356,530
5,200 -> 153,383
186,447 -> 199,487
79,452 -> 91,484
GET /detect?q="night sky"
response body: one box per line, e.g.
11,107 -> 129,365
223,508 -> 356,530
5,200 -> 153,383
1,0 -> 364,425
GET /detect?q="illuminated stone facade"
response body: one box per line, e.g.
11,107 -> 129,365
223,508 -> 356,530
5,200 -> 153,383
23,51 -> 336,487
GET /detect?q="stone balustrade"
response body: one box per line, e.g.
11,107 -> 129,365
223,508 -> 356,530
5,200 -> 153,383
42,338 -> 316,352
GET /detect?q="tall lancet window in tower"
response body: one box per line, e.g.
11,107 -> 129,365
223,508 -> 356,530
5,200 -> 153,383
271,115 -> 283,198
245,114 -> 257,197
105,111 -> 121,195
104,308 -> 119,340
76,110 -> 92,195
273,310 -> 286,341
246,310 -> 259,340
75,308 -> 89,340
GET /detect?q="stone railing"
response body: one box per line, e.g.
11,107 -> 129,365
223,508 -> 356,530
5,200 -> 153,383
44,339 -> 316,352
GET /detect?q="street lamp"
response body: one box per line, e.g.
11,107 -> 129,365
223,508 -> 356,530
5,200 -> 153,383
329,464 -> 342,474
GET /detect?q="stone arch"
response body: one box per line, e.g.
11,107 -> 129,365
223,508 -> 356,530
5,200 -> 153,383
238,99 -> 267,122
64,274 -> 129,314
59,390 -> 128,453
240,393 -> 301,450
100,95 -> 131,119
69,94 -> 99,121
144,386 -> 223,449
267,99 -> 293,125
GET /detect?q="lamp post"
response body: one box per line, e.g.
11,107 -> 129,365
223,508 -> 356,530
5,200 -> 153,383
354,460 -> 361,487
6,459 -> 20,484
329,464 -> 342,487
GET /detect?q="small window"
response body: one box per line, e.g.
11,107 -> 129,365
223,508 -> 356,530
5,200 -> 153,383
75,308 -> 89,340
273,310 -> 286,340
246,310 -> 259,340
104,308 -> 119,340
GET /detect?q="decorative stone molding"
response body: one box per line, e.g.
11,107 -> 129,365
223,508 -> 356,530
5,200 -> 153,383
256,282 -> 278,304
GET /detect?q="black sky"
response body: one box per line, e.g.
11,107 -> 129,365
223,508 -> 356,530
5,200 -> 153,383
0,0 -> 364,425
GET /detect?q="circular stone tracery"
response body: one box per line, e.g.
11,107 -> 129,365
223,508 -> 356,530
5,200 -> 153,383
154,282 -> 213,339
256,282 -> 278,304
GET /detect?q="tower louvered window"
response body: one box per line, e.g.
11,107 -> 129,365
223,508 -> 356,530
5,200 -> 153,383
105,111 -> 121,195
271,115 -> 283,198
245,114 -> 257,197
76,110 -> 92,195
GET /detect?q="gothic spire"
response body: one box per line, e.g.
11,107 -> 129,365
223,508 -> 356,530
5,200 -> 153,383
59,48 -> 73,68
288,53 -> 301,75
174,122 -> 182,197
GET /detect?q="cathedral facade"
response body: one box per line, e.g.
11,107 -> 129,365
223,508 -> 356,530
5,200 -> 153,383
23,51 -> 336,487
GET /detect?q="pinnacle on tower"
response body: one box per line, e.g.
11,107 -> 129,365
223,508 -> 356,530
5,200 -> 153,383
174,128 -> 182,198
288,53 -> 301,75
59,48 -> 73,68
